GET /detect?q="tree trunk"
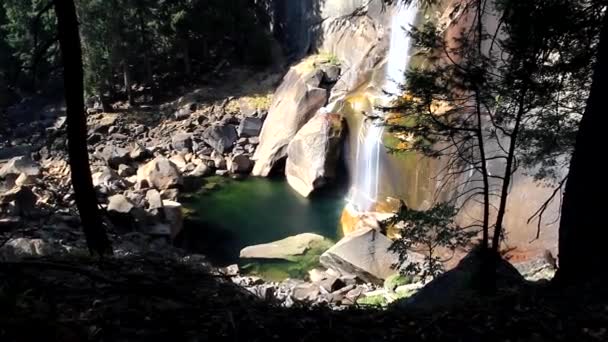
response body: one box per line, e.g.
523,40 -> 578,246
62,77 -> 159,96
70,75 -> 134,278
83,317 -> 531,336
122,59 -> 133,105
53,0 -> 111,256
554,11 -> 608,284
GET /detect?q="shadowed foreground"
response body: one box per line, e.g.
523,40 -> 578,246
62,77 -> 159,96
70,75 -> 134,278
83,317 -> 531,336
1,256 -> 607,342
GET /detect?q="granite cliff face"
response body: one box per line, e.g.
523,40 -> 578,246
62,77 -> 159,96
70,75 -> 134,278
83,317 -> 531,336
256,0 -> 561,259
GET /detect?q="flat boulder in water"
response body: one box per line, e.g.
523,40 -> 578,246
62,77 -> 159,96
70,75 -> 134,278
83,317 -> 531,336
240,233 -> 327,260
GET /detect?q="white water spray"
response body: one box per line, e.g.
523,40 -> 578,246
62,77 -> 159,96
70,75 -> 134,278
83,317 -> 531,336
348,3 -> 419,212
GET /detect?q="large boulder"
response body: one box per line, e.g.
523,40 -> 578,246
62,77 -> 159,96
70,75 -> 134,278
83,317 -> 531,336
320,227 -> 420,284
203,124 -> 238,154
395,248 -> 524,311
252,60 -> 329,176
240,233 -> 326,260
136,157 -> 182,190
0,156 -> 41,179
285,113 -> 344,197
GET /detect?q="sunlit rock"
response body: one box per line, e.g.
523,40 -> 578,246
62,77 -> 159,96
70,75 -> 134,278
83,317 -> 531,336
0,156 -> 41,179
285,113 -> 344,197
320,227 -> 419,284
252,58 -> 329,176
240,233 -> 327,260
136,157 -> 182,190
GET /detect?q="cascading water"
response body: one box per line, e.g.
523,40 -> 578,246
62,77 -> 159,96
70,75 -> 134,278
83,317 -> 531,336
347,3 -> 419,212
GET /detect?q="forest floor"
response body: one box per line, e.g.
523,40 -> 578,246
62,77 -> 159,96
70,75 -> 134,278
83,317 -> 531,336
1,255 -> 607,342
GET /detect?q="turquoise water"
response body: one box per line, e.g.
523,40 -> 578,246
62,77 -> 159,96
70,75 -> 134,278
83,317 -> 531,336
179,177 -> 346,268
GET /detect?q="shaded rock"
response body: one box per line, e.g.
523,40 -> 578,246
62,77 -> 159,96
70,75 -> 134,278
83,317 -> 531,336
215,170 -> 229,176
2,238 -> 55,258
15,173 -> 37,186
87,133 -> 103,145
133,124 -> 146,135
321,65 -> 341,83
228,154 -> 253,174
319,276 -> 346,293
160,188 -> 179,201
97,144 -> 130,168
189,163 -> 212,177
292,283 -> 320,302
0,186 -> 38,217
92,167 -> 121,187
395,248 -> 524,311
169,154 -> 187,170
129,143 -> 151,161
286,113 -> 344,197
240,233 -> 326,260
320,227 -> 414,284
252,62 -> 329,176
221,264 -> 240,277
174,107 -> 192,120
118,164 -> 135,177
136,157 -> 182,190
203,124 -> 238,154
172,132 -> 193,152
238,117 -> 263,137
0,156 -> 41,179
162,200 -> 184,238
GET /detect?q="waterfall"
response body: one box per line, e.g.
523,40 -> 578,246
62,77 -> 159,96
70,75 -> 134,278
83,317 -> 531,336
347,3 -> 419,212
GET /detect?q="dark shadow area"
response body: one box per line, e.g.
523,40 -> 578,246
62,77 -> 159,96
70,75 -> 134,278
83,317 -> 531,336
1,254 -> 607,341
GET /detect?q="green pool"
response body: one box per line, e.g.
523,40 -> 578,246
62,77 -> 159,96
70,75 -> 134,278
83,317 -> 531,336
179,176 -> 346,279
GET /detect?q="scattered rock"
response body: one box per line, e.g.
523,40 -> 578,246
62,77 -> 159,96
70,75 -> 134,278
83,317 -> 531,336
228,154 -> 253,174
203,124 -> 238,154
162,200 -> 184,238
169,154 -> 187,170
92,167 -> 121,187
1,238 -> 56,259
129,143 -> 151,161
189,163 -> 212,177
118,164 -> 135,177
0,186 -> 38,217
215,170 -> 229,176
174,107 -> 192,120
15,172 -> 37,186
136,157 -> 183,190
172,132 -> 193,152
221,264 -> 240,276
238,117 -> 263,137
107,194 -> 136,215
145,189 -> 164,211
0,156 -> 41,179
292,283 -> 320,301
96,144 -> 130,169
